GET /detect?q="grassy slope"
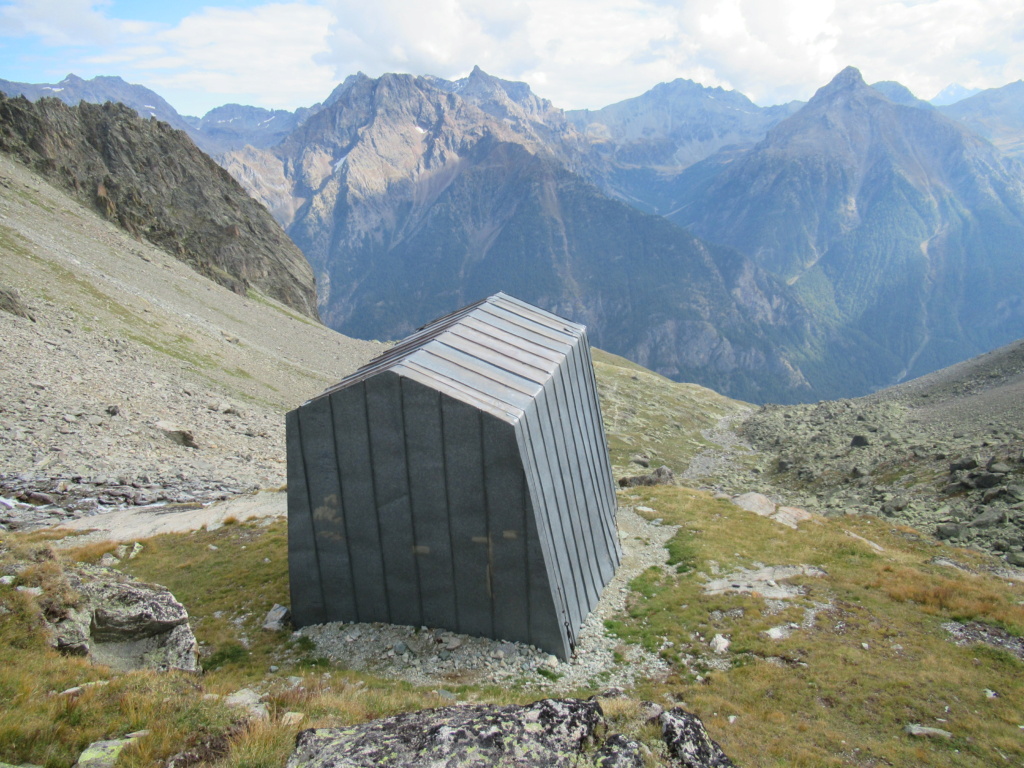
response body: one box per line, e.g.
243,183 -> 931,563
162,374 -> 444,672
592,347 -> 748,477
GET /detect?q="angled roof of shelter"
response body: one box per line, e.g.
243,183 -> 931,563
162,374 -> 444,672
313,293 -> 588,423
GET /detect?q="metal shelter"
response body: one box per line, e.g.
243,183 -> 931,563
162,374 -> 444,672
285,292 -> 620,659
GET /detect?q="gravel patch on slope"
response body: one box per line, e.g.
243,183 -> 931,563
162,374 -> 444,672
0,154 -> 384,528
680,406 -> 756,488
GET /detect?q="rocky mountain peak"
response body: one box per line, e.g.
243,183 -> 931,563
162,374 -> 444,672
808,66 -> 869,103
429,66 -> 567,132
870,81 -> 933,109
324,72 -> 374,107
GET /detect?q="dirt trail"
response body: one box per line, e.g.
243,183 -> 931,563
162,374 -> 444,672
51,491 -> 287,546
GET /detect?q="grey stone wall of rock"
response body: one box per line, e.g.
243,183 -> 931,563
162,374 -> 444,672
287,293 -> 620,660
48,566 -> 200,672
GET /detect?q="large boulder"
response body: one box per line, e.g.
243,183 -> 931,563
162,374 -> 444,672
288,698 -> 604,768
618,466 -> 675,488
287,698 -> 737,768
659,708 -> 735,768
49,567 -> 200,672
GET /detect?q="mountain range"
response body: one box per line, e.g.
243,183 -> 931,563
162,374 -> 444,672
666,67 -> 1024,395
3,67 -> 1024,403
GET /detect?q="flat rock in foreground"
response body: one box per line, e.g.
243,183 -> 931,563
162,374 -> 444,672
287,698 -> 735,768
288,699 -> 602,768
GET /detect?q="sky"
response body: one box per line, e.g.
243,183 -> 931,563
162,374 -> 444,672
1,0 -> 1022,117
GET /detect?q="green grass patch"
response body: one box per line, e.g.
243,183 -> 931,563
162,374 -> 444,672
611,485 -> 1024,767
593,347 -> 749,479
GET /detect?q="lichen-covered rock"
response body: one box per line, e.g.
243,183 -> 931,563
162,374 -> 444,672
72,738 -> 136,768
659,708 -> 735,768
618,466 -> 675,488
87,580 -> 191,641
593,733 -> 644,768
48,567 -> 200,672
287,698 -> 603,768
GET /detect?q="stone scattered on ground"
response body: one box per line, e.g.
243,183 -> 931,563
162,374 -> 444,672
943,620 -> 1024,662
904,723 -> 953,739
729,492 -> 816,529
223,688 -> 270,721
263,603 -> 291,631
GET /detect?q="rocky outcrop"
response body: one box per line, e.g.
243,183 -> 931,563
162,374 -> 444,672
48,567 -> 200,672
0,285 -> 35,322
286,698 -> 735,768
287,698 -> 603,768
659,708 -> 735,768
619,465 -> 676,488
718,337 -> 1024,563
0,93 -> 320,320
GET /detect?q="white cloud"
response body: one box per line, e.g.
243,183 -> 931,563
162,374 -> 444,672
1,0 -> 1023,114
316,0 -> 1024,107
131,3 -> 338,112
0,0 -> 141,46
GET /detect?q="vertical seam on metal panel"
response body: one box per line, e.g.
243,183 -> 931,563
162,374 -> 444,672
575,342 -> 615,551
561,349 -> 605,590
567,343 -> 617,568
296,408 -> 327,621
522,407 -> 571,648
479,410 -> 495,638
520,459 -> 531,645
440,394 -> 461,633
583,342 -> 617,501
327,393 -> 358,621
400,378 -> 425,628
364,380 -> 392,623
540,388 -> 586,621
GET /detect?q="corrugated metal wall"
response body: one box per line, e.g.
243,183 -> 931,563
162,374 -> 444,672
287,293 -> 619,659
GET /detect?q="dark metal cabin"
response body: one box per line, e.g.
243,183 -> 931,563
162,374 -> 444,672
285,293 -> 620,659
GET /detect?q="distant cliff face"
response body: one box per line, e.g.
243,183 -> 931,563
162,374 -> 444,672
0,94 -> 320,320
564,79 -> 801,214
